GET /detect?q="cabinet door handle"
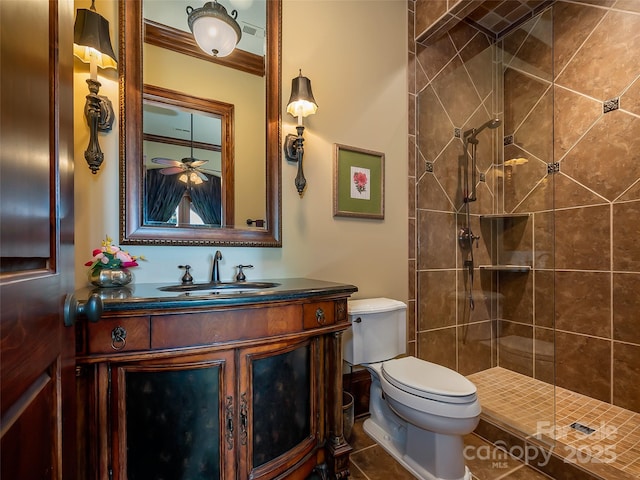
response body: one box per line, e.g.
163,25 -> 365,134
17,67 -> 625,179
111,326 -> 127,350
316,308 -> 326,325
240,392 -> 248,445
225,395 -> 234,450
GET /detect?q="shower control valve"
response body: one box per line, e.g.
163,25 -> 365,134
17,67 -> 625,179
458,227 -> 480,249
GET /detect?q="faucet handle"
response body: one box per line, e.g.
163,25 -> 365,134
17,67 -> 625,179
235,264 -> 254,282
178,265 -> 193,285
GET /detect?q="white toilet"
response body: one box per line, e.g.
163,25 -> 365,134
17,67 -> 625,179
344,298 -> 481,480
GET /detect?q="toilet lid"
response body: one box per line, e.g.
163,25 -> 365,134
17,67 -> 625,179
381,357 -> 477,404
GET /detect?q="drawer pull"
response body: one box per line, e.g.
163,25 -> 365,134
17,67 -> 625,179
316,308 -> 326,325
111,326 -> 127,350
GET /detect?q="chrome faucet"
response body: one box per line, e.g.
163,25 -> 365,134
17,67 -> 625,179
212,250 -> 223,283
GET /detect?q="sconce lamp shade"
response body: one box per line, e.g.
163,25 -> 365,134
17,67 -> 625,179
187,1 -> 242,58
286,71 -> 318,119
73,7 -> 117,69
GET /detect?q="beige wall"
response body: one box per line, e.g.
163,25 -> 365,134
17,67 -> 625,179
73,0 -> 408,303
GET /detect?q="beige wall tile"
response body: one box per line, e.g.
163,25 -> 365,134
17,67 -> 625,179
555,271 -> 611,338
556,331 -> 611,403
561,111 -> 640,202
613,201 -> 640,271
498,321 -> 534,376
415,0 -> 449,39
554,205 -> 610,271
613,272 -> 640,344
417,210 -> 457,269
418,270 -> 457,329
556,10 -> 640,101
613,342 -> 640,411
418,327 -> 457,369
458,321 -> 493,375
553,1 -> 608,76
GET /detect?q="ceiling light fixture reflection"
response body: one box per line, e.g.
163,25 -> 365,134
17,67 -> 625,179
186,1 -> 242,57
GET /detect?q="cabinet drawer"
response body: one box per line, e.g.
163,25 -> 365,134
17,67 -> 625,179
303,301 -> 335,329
151,305 -> 301,349
87,317 -> 150,354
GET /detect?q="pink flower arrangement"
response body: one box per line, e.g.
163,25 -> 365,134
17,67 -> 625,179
353,171 -> 368,193
85,236 -> 144,274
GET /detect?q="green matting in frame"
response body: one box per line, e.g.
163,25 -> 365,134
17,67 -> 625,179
333,144 -> 385,219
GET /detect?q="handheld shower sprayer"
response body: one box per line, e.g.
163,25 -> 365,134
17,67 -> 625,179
463,118 -> 501,203
460,118 -> 502,313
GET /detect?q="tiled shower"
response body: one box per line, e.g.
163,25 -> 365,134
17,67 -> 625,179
408,0 -> 640,474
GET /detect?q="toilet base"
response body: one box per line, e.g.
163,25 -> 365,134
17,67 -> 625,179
363,417 -> 472,480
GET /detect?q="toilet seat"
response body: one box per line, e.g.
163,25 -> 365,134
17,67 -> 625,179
381,357 -> 477,404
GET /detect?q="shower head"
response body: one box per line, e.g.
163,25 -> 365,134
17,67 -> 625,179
463,118 -> 502,143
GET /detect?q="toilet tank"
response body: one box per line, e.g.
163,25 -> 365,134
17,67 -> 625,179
344,298 -> 407,365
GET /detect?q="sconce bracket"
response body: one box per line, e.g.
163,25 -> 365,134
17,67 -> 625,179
284,125 -> 307,196
284,133 -> 300,162
83,78 -> 115,174
95,95 -> 115,132
84,79 -> 115,132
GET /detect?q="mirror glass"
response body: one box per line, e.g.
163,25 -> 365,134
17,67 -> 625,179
120,0 -> 281,246
142,85 -> 234,228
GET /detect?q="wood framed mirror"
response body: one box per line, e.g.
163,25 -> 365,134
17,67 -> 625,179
120,0 -> 281,246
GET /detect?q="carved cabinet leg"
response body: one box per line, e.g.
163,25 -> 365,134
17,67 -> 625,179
326,331 -> 352,479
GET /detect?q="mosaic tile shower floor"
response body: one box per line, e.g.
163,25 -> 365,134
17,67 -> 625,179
468,367 -> 640,479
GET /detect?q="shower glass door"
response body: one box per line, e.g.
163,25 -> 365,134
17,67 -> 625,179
483,7 -> 556,444
415,4 -> 556,447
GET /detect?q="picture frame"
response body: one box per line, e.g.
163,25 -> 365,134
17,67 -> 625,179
333,143 -> 385,219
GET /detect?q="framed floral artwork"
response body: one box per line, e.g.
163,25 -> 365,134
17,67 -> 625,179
333,144 -> 385,219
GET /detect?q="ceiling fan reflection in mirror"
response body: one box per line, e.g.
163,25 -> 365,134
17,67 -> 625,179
150,112 -> 220,186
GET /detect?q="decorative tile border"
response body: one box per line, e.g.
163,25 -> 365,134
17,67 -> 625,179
603,98 -> 619,114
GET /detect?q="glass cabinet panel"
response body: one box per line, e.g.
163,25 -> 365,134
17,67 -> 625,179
124,365 -> 222,479
251,344 -> 311,467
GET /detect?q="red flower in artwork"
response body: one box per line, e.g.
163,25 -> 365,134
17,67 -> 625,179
353,171 -> 368,193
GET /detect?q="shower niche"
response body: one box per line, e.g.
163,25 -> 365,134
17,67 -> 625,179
478,214 -> 531,272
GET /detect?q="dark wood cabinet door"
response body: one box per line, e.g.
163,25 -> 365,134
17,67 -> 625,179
110,351 -> 236,480
0,0 -> 75,478
238,339 -> 319,479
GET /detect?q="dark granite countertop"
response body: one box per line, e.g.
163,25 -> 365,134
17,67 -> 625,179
75,278 -> 358,312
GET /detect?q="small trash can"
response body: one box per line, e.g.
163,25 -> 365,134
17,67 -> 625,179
343,391 -> 354,442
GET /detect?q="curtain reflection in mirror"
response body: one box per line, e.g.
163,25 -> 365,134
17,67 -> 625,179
145,169 -> 222,226
190,174 -> 222,224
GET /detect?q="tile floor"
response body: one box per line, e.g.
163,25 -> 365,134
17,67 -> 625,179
348,418 -> 550,480
468,367 -> 640,479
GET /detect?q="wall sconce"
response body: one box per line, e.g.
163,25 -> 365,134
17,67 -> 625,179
74,0 -> 117,174
186,1 -> 242,58
284,70 -> 318,196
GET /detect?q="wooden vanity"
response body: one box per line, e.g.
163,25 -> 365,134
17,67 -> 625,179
74,279 -> 357,480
